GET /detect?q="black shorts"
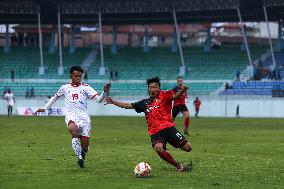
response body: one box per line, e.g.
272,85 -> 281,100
172,104 -> 188,118
151,127 -> 188,150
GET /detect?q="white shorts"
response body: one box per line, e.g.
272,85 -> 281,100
65,116 -> 91,137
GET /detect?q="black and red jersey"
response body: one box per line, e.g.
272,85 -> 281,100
131,90 -> 175,135
172,86 -> 187,107
194,99 -> 201,109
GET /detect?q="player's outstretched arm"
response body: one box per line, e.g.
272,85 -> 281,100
35,95 -> 59,114
104,97 -> 134,109
173,85 -> 188,100
94,83 -> 111,103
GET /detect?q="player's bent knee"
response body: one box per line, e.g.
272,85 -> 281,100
68,127 -> 79,138
71,132 -> 79,138
153,143 -> 164,153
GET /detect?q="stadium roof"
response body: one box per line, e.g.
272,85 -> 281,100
0,0 -> 283,24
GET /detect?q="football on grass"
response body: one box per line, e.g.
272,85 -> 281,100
134,162 -> 151,177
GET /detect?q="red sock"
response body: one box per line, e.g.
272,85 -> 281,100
184,117 -> 190,130
157,150 -> 178,167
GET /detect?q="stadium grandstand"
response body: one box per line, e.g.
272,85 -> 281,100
1,0 -> 284,117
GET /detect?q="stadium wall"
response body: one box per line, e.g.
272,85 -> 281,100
0,97 -> 284,118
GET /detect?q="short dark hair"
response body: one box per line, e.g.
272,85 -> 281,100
177,76 -> 183,80
70,66 -> 84,74
147,76 -> 161,87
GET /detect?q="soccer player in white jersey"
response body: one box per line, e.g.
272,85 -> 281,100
36,66 -> 111,168
3,89 -> 15,117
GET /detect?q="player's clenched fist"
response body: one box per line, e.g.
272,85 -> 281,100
104,83 -> 111,92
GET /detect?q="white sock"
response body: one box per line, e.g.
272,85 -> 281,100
71,138 -> 83,160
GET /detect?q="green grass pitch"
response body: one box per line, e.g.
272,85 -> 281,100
0,116 -> 283,189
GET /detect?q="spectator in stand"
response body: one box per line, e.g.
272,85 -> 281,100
30,86 -> 35,98
114,70 -> 118,81
268,69 -> 272,80
110,70 -> 114,81
84,71 -> 88,81
11,69 -> 15,82
236,70 -> 240,82
25,86 -> 30,98
225,83 -> 230,90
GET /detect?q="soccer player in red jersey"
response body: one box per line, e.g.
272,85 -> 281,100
172,76 -> 190,135
105,77 -> 192,172
193,97 -> 201,118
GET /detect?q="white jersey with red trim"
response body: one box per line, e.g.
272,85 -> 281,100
56,83 -> 98,121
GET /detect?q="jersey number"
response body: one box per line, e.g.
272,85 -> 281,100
176,133 -> 183,140
72,93 -> 79,100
